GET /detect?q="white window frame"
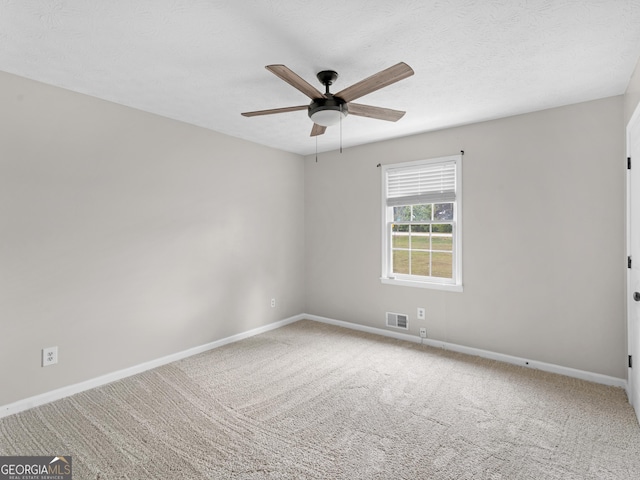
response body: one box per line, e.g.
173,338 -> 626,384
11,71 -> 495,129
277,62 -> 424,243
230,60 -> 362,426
380,154 -> 463,292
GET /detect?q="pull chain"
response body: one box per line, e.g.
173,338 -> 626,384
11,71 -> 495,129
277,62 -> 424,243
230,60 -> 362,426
340,104 -> 343,154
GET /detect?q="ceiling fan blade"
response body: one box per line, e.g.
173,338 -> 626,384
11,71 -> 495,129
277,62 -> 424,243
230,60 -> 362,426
310,124 -> 327,136
347,103 -> 406,122
241,105 -> 308,117
335,62 -> 414,103
266,65 -> 324,100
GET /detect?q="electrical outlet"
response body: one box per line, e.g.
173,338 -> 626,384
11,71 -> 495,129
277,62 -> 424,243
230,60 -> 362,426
42,346 -> 58,367
419,328 -> 427,338
417,307 -> 425,320
271,298 -> 276,308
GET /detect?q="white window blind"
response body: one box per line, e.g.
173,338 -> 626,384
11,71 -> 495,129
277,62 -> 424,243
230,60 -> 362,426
386,161 -> 456,207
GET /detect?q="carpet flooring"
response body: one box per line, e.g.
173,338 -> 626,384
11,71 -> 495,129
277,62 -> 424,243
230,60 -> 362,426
1,320 -> 640,479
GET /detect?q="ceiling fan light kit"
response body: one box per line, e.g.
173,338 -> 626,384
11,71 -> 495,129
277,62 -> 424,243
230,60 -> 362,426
308,97 -> 348,127
242,62 -> 414,137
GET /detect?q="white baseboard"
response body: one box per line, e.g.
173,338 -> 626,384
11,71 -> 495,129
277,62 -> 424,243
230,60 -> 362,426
1,312 -> 627,419
305,314 -> 628,389
0,314 -> 304,419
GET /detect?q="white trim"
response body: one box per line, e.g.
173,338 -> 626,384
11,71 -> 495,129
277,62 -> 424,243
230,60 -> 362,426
626,102 -> 640,423
627,113 -> 633,405
381,277 -> 464,292
308,314 -> 422,344
305,314 -> 627,389
0,314 -> 304,419
1,312 -> 626,419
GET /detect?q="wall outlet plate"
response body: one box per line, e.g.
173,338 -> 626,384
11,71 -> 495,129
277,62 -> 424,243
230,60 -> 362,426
419,328 -> 427,338
271,298 -> 276,308
417,307 -> 425,320
42,346 -> 58,367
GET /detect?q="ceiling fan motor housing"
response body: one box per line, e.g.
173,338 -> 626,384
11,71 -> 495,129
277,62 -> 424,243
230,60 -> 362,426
307,70 -> 349,127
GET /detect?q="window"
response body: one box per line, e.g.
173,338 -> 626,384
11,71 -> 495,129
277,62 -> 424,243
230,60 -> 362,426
381,154 -> 462,291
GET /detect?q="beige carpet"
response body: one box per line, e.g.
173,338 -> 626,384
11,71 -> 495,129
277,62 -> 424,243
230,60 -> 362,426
1,320 -> 640,479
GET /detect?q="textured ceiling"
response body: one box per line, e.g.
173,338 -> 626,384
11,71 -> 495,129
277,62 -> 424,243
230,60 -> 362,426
1,0 -> 640,155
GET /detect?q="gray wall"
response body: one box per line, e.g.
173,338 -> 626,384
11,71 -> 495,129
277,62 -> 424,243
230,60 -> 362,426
305,96 -> 626,379
0,68 -> 632,409
0,72 -> 306,406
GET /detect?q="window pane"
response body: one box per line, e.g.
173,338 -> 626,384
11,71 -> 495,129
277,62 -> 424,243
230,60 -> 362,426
392,224 -> 409,248
393,250 -> 410,274
434,203 -> 454,221
412,204 -> 432,222
393,206 -> 411,222
392,234 -> 408,249
432,224 -> 453,251
410,225 -> 430,250
431,252 -> 453,278
432,223 -> 452,233
411,251 -> 431,276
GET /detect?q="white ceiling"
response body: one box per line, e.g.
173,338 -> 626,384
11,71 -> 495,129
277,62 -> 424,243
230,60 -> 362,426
2,0 -> 640,155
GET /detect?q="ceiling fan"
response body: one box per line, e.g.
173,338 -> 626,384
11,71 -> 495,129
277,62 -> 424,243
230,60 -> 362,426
241,62 -> 414,136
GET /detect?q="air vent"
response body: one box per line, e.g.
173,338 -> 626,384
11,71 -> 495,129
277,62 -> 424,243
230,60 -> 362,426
386,312 -> 408,330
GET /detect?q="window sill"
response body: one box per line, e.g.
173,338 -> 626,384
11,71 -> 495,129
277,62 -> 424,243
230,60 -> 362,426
380,277 -> 463,292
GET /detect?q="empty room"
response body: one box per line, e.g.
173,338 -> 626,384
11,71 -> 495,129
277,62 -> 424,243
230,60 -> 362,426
3,1 -> 640,478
